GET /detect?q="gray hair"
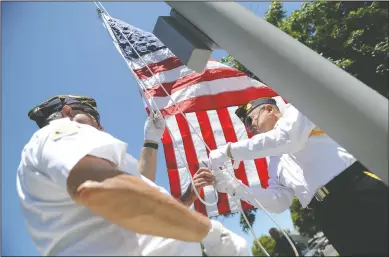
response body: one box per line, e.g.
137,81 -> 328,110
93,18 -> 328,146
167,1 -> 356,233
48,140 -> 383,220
46,111 -> 64,124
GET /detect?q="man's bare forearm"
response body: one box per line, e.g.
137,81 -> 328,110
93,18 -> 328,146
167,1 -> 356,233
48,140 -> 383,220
76,174 -> 211,241
180,184 -> 198,208
138,140 -> 158,181
68,156 -> 211,242
139,147 -> 197,207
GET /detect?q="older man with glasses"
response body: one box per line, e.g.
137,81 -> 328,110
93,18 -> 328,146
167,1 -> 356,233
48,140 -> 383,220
208,97 -> 388,256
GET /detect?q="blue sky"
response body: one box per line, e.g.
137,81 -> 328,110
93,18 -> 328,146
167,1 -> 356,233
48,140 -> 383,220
2,2 -> 302,255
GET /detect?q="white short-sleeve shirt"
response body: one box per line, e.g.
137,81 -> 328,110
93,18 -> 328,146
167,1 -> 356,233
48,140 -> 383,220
16,118 -> 202,256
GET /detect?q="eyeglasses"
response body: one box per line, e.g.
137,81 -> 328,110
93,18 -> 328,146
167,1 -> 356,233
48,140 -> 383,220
244,106 -> 265,132
28,95 -> 100,128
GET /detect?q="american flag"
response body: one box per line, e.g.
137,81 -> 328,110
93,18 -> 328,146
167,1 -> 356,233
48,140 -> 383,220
100,11 -> 286,217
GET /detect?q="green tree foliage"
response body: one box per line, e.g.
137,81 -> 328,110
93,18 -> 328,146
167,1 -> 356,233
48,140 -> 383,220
222,1 -> 388,97
265,1 -> 286,27
218,208 -> 257,235
281,1 -> 388,97
252,235 -> 276,256
289,198 -> 319,238
201,243 -> 207,256
239,208 -> 257,233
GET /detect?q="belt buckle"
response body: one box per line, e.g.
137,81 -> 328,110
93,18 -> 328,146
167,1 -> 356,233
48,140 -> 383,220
315,186 -> 329,202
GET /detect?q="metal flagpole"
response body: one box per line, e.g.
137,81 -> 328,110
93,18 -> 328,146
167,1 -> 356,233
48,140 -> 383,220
154,1 -> 388,185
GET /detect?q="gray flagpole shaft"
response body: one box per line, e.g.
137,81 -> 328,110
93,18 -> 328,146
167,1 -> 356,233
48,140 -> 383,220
166,2 -> 388,185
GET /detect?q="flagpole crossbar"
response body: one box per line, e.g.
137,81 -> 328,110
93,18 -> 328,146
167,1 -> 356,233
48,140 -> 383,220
153,10 -> 219,73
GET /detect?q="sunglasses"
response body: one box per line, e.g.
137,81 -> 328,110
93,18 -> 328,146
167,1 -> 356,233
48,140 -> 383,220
244,106 -> 266,131
29,95 -> 100,128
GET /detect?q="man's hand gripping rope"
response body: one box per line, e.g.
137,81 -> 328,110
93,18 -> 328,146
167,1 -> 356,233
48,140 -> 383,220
207,143 -> 246,199
207,145 -> 300,257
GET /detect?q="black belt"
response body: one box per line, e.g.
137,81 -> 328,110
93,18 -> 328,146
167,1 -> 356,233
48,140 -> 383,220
308,161 -> 372,210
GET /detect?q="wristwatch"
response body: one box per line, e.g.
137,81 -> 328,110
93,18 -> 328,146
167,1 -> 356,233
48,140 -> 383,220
144,142 -> 159,149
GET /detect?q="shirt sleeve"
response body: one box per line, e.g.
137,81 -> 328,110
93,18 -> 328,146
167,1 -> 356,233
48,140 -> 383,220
230,104 -> 316,161
241,157 -> 295,213
36,120 -> 128,189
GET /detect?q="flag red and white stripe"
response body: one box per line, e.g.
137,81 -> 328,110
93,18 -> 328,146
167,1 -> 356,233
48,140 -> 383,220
161,107 -> 271,216
102,13 -> 286,216
135,58 -> 279,117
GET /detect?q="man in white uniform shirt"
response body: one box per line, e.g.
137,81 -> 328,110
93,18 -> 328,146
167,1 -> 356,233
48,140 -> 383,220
209,97 -> 388,256
17,94 -> 250,256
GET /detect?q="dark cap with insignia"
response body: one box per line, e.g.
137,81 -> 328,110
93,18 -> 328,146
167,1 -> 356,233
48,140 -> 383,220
235,97 -> 277,123
28,94 -> 100,128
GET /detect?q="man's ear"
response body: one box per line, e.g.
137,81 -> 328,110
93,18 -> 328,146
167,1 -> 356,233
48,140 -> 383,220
264,104 -> 274,112
62,105 -> 73,118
